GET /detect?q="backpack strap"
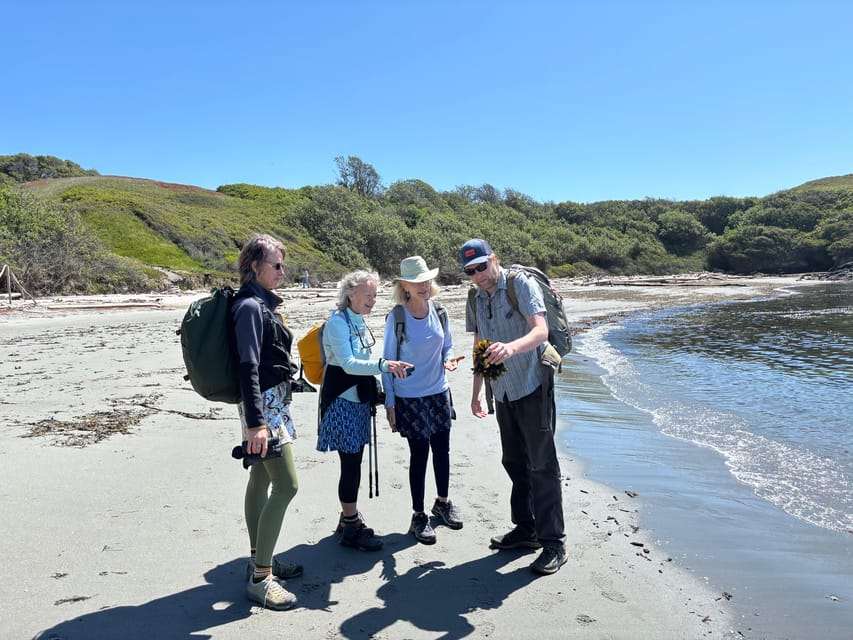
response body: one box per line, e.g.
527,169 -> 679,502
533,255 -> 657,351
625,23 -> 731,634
391,304 -> 406,360
504,269 -> 520,312
434,301 -> 448,335
392,301 -> 449,360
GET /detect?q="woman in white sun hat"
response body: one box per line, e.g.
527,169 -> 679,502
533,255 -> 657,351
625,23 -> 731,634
382,256 -> 466,545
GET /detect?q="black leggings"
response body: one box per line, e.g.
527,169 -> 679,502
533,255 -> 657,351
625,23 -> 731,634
407,429 -> 451,513
338,448 -> 365,503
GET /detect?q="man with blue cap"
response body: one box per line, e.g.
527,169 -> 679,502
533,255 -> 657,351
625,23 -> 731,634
459,238 -> 567,575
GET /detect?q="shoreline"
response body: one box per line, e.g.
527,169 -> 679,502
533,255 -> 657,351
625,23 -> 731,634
0,275 -> 816,639
560,281 -> 853,640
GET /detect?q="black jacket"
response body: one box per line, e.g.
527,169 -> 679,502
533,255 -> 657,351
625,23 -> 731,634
231,282 -> 296,427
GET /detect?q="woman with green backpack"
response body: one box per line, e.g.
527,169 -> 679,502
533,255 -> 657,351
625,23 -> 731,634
231,234 -> 301,610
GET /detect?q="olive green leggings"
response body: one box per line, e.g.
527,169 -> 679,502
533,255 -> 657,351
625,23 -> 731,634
244,442 -> 298,567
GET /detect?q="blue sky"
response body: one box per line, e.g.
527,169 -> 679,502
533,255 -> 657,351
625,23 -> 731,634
4,1 -> 852,203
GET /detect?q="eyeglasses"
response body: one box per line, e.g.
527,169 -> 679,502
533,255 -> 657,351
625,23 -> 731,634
354,323 -> 376,349
266,261 -> 286,271
463,262 -> 489,277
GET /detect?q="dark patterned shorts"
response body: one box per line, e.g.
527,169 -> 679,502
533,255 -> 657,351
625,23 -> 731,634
395,391 -> 452,440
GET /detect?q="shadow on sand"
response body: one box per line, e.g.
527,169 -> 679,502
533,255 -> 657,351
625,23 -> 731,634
35,531 -> 539,639
34,559 -> 252,640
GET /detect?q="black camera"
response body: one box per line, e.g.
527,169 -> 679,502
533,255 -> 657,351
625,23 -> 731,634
291,377 -> 317,393
231,437 -> 284,469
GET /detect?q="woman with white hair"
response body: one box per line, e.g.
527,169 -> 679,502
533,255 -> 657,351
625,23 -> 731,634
317,270 -> 413,551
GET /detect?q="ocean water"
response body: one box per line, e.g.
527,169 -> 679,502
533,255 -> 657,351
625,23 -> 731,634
557,282 -> 853,639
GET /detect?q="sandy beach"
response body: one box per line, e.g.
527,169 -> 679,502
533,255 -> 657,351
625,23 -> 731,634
0,275 -> 805,640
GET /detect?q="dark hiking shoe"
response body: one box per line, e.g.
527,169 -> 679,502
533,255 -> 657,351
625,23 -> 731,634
340,521 -> 383,551
531,545 -> 567,575
410,512 -> 437,545
246,558 -> 304,581
489,526 -> 542,550
431,499 -> 463,529
334,511 -> 365,534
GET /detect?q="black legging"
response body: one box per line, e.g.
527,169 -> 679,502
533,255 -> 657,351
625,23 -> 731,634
407,429 -> 451,513
338,448 -> 365,503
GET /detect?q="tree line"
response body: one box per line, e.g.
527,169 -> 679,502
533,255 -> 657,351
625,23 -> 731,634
1,154 -> 851,295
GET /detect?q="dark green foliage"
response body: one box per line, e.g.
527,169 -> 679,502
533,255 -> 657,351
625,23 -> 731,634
335,156 -> 382,198
0,153 -> 98,184
682,196 -> 757,236
657,209 -> 712,255
813,211 -> 853,264
708,225 -> 830,273
5,157 -> 852,295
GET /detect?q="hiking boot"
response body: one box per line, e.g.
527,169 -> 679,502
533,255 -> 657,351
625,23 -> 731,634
334,511 -> 366,534
246,574 -> 297,610
431,499 -> 463,529
489,526 -> 542,550
531,545 -> 567,575
340,520 -> 383,551
410,512 -> 437,545
245,557 -> 304,582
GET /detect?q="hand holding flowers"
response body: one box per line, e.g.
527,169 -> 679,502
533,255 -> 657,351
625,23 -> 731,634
471,339 -> 507,380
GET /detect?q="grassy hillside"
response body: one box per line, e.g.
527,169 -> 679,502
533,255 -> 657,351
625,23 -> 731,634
22,176 -> 341,288
3,166 -> 851,295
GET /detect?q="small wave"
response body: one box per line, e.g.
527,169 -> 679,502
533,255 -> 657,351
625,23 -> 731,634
578,325 -> 853,533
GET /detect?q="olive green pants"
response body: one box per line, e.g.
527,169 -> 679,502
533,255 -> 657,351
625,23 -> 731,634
244,442 -> 298,567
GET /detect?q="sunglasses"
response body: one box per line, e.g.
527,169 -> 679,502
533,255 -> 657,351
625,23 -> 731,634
463,262 -> 489,277
265,261 -> 286,271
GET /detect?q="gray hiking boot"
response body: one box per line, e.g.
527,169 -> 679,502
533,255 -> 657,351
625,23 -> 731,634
410,512 -> 437,545
431,499 -> 463,529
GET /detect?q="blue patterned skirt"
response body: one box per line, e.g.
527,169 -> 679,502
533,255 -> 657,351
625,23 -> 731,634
316,397 -> 371,454
395,391 -> 452,440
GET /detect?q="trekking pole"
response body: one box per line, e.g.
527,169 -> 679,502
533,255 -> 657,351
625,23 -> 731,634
368,404 -> 375,498
372,407 -> 379,497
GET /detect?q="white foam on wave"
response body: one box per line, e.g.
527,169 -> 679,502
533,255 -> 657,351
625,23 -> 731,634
579,324 -> 853,533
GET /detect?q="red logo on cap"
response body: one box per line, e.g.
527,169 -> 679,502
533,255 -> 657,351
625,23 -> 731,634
464,249 -> 476,258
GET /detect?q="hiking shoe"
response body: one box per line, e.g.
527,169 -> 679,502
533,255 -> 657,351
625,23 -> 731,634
531,545 -> 567,575
340,521 -> 384,551
410,512 -> 437,545
431,499 -> 463,529
246,574 -> 297,610
245,558 -> 304,582
334,511 -> 366,534
489,526 -> 542,550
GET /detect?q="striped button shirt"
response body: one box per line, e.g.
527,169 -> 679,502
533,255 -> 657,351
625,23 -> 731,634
465,267 -> 546,402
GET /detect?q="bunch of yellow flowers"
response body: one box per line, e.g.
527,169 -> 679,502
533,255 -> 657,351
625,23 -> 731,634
471,339 -> 507,380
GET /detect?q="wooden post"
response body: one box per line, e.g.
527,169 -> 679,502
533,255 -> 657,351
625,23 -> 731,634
0,265 -> 8,305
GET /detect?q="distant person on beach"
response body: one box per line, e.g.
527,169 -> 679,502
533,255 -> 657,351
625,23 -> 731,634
460,238 -> 567,575
231,234 -> 301,610
317,270 -> 413,551
382,256 -> 466,545
301,269 -> 310,288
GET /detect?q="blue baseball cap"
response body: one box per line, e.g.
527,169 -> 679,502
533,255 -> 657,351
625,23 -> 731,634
459,239 -> 492,268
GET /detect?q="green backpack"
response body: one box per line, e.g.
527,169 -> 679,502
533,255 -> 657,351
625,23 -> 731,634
178,287 -> 242,403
